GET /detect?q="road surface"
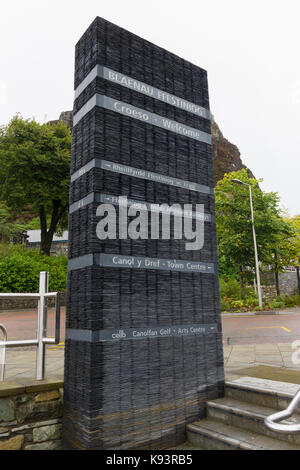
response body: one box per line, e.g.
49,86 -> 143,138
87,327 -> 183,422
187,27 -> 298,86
0,308 -> 300,348
222,311 -> 300,345
0,307 -> 66,350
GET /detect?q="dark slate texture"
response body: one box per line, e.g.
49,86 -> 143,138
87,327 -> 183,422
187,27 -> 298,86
63,16 -> 224,450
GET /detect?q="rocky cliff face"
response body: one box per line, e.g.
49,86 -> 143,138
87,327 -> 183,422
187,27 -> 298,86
211,117 -> 255,184
48,111 -> 73,128
52,112 -> 255,185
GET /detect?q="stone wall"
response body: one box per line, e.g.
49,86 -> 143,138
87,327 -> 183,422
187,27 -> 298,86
28,241 -> 68,256
0,291 -> 66,311
0,380 -> 63,450
261,271 -> 299,296
261,285 -> 277,299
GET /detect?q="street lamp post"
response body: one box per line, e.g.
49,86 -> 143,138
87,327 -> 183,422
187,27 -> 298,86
231,179 -> 263,309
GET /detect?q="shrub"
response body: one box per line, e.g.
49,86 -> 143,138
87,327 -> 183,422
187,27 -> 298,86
282,294 -> 300,307
0,244 -> 67,292
271,299 -> 285,309
219,276 -> 300,312
219,279 -> 242,300
244,286 -> 257,298
294,295 -> 300,305
244,297 -> 259,309
220,298 -> 231,312
231,300 -> 244,311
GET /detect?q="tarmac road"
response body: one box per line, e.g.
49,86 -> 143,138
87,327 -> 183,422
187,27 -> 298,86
0,307 -> 300,348
222,309 -> 300,345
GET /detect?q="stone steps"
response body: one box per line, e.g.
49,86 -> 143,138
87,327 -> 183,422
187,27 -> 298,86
168,442 -> 203,450
187,418 -> 300,450
225,377 -> 300,412
185,377 -> 300,450
206,397 -> 300,446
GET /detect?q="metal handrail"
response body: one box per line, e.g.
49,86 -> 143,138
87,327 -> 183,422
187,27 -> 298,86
0,292 -> 58,299
0,272 -> 61,381
0,323 -> 7,381
265,389 -> 300,433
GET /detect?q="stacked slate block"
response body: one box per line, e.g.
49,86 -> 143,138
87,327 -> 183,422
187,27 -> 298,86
63,17 -> 224,450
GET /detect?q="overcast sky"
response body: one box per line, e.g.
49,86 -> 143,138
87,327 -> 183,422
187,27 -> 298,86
1,0 -> 299,215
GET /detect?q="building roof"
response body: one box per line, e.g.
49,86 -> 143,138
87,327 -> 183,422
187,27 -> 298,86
27,230 -> 69,244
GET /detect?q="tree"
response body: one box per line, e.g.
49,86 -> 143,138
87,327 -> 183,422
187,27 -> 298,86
0,202 -> 25,242
215,169 -> 288,299
265,216 -> 299,295
0,116 -> 71,255
288,215 -> 300,267
268,214 -> 300,295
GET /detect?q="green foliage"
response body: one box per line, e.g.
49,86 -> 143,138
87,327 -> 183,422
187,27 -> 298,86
0,202 -> 25,241
0,244 -> 67,292
220,278 -> 241,299
220,298 -> 231,312
262,216 -> 300,288
231,300 -> 244,310
274,215 -> 300,269
270,294 -> 300,309
23,216 -> 41,230
270,299 -> 285,309
219,278 -> 259,312
215,169 -> 289,278
254,305 -> 263,312
218,254 -> 238,280
219,276 -> 300,312
283,294 -> 298,306
244,297 -> 259,309
0,116 -> 71,254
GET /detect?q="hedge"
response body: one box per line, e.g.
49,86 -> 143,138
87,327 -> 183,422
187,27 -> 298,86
0,244 -> 67,292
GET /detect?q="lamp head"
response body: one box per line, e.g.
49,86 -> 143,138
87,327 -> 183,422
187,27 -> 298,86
231,179 -> 245,185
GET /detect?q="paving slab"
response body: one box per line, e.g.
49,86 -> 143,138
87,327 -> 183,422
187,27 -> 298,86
230,376 -> 300,395
2,340 -> 300,387
1,349 -> 64,382
228,365 -> 300,384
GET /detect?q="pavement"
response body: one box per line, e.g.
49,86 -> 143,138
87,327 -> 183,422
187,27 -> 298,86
0,307 -> 300,383
223,307 -> 300,380
1,347 -> 64,382
224,342 -> 300,380
3,341 -> 300,384
0,306 -> 65,382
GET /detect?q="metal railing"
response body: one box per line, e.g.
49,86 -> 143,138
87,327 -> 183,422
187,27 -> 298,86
0,271 -> 60,381
265,389 -> 300,433
0,323 -> 7,381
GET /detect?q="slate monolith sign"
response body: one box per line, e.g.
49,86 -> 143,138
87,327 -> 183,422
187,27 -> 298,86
63,17 -> 224,450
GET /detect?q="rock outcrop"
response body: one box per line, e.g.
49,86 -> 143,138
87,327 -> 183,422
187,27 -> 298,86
211,117 -> 256,184
48,111 -> 73,129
